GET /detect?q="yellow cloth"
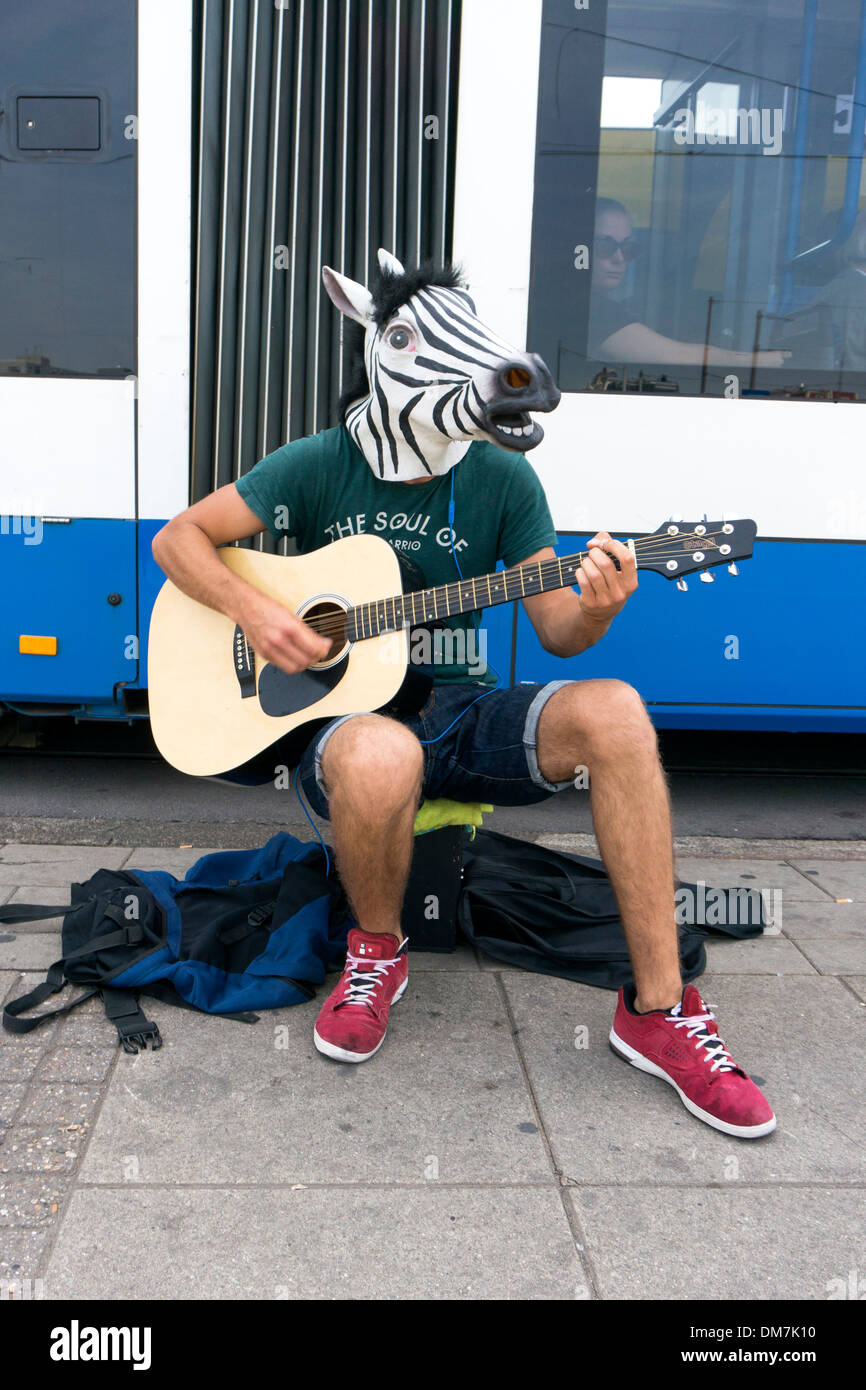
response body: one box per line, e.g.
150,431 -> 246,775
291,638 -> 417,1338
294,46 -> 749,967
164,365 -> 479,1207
413,798 -> 492,835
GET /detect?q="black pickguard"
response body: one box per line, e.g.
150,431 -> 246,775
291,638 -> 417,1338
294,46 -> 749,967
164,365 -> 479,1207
258,653 -> 349,716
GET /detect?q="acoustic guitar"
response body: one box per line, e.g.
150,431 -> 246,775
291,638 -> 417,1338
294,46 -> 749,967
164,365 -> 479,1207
147,517 -> 757,777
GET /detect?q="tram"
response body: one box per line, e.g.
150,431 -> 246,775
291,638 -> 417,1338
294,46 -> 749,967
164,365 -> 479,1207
1,0 -> 863,733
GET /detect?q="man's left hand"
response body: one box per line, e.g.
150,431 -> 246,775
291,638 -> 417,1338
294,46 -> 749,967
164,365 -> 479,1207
575,532 -> 638,627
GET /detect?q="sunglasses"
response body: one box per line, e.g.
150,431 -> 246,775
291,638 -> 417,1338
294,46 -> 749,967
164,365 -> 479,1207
595,235 -> 639,262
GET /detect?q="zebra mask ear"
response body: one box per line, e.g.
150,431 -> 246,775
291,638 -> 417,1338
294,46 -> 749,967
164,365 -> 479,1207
321,266 -> 375,327
377,247 -> 406,276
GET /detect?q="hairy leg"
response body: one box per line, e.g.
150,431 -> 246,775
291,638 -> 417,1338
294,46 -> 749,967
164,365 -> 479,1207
536,680 -> 681,1011
319,714 -> 423,942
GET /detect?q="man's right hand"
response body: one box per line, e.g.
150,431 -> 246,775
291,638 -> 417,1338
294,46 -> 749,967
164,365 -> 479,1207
239,592 -> 332,674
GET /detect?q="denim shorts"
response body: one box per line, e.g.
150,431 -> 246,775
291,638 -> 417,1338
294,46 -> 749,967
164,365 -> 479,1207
296,679 -> 576,821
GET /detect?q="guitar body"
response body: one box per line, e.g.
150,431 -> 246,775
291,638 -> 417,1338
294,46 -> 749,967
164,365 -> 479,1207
148,534 -> 409,777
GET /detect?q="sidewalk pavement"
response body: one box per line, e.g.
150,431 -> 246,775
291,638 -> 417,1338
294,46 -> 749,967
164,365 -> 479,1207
1,831 -> 864,1301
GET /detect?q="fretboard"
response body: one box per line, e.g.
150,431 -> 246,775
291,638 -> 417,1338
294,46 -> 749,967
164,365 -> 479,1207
345,551 -> 593,642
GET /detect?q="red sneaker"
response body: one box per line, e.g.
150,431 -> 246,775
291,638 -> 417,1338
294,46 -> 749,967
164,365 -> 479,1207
609,983 -> 776,1139
313,928 -> 408,1063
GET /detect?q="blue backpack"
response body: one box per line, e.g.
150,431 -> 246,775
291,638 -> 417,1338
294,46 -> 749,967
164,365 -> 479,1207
1,834 -> 350,1052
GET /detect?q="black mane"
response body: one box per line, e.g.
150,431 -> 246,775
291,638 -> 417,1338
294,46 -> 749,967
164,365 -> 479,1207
336,259 -> 467,420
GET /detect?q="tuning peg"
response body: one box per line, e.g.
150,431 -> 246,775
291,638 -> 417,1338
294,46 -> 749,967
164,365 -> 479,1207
676,579 -> 688,592
727,562 -> 739,576
699,571 -> 715,583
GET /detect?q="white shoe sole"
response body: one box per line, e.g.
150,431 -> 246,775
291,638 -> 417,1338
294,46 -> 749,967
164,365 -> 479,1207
313,977 -> 408,1064
609,1027 -> 777,1139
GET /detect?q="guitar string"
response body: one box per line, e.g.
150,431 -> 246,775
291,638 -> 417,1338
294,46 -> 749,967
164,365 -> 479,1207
297,529 -> 743,641
301,532 -> 743,639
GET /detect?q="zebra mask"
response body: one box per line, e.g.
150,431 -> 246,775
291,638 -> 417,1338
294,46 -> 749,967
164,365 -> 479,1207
321,249 -> 561,482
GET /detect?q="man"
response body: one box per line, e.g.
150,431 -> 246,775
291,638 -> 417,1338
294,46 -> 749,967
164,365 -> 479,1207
152,250 -> 775,1139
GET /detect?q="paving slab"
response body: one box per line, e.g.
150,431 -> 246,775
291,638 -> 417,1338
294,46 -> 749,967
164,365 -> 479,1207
476,950 -> 524,973
45,1186 -> 583,1300
0,1084 -> 26,1126
0,1175 -> 69,1226
673,858 -> 831,901
538,833 -> 866,861
409,944 -> 479,971
78,974 -> 551,1186
569,1186 -> 866,1300
788,860 -> 866,902
0,845 -> 132,883
0,934 -> 62,971
503,974 -> 866,1184
843,977 -> 866,1002
0,971 -> 59,1048
0,1126 -> 89,1175
122,848 -> 221,874
782,900 -> 866,939
54,996 -> 118,1048
15,1083 -> 101,1130
1,971 -> 29,1006
0,1226 -> 53,1282
33,1048 -> 116,1085
0,1046 -> 45,1082
702,936 -> 816,974
793,939 -> 866,976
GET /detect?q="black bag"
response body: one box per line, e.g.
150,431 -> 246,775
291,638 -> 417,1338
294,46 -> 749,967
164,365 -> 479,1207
458,830 -> 762,990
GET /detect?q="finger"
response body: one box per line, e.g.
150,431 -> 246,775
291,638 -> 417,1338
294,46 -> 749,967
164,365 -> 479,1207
292,622 -> 331,659
583,551 -> 623,599
577,556 -> 610,601
586,532 -> 612,552
269,629 -> 326,670
603,538 -> 638,588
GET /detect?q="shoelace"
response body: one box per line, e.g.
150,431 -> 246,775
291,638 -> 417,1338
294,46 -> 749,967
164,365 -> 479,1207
666,999 -> 737,1073
338,948 -> 404,1011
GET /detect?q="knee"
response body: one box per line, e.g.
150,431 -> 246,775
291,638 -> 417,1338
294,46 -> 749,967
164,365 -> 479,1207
320,714 -> 423,804
573,680 -> 657,762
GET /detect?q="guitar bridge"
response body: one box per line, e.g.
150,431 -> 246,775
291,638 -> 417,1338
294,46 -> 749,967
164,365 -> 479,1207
233,625 -> 256,698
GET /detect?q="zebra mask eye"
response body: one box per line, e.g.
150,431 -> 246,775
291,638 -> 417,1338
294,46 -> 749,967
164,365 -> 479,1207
387,327 -> 412,350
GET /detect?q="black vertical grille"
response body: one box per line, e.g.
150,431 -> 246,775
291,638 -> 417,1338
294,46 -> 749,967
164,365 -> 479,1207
190,0 -> 461,509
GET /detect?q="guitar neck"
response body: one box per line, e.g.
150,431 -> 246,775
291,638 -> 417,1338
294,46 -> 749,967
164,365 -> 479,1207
346,549 -> 600,642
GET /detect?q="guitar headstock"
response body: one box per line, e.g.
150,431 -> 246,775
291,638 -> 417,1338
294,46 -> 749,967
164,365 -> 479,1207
635,518 -> 757,587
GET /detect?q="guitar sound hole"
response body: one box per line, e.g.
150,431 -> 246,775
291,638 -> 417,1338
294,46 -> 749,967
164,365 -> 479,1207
301,600 -> 349,670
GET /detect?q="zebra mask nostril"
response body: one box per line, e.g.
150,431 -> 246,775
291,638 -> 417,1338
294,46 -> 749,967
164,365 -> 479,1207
504,366 -> 532,390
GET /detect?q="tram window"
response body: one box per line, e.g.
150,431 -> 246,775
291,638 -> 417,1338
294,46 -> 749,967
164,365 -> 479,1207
0,0 -> 136,380
528,0 -> 866,402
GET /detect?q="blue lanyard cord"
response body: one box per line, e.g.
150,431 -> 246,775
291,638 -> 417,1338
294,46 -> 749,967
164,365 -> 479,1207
416,684 -> 499,745
416,470 -> 500,745
294,764 -> 331,875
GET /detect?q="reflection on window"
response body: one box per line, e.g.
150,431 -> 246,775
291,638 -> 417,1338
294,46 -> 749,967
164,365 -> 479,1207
529,0 -> 866,402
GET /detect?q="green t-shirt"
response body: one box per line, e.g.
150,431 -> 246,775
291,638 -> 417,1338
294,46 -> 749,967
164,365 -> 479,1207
235,425 -> 558,684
